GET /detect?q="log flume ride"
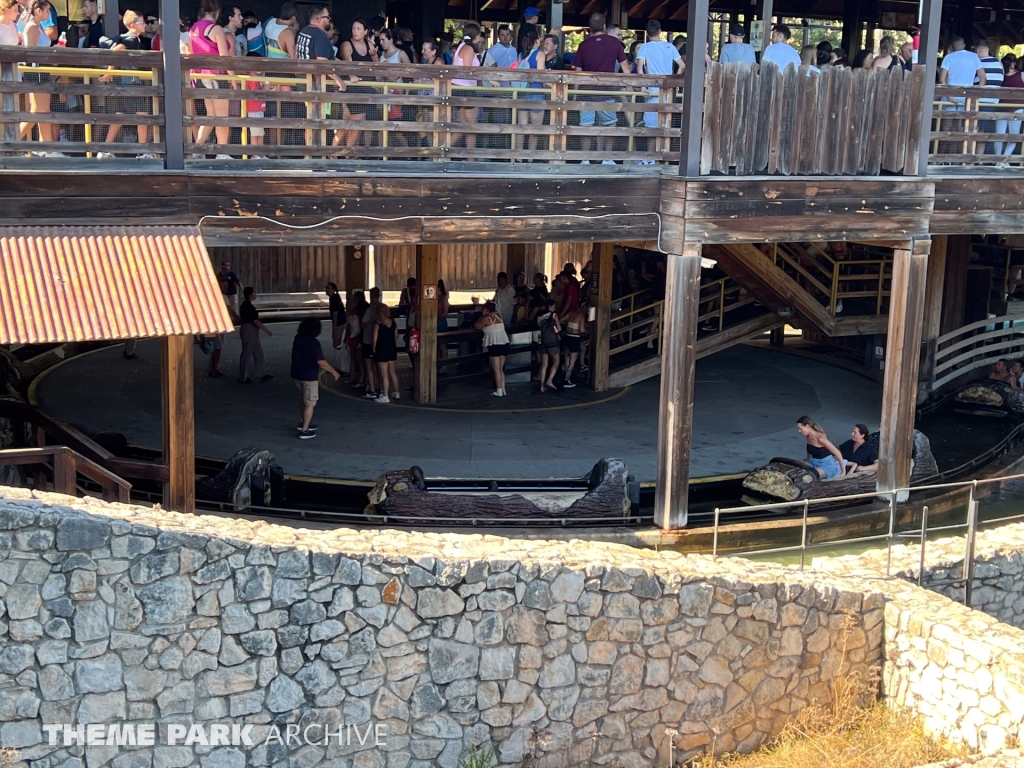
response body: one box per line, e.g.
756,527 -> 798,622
741,431 -> 938,502
955,380 -> 1024,417
365,458 -> 640,520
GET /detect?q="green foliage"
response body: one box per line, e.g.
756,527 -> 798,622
459,746 -> 495,768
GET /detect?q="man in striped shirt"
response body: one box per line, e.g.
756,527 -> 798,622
976,41 -> 1003,156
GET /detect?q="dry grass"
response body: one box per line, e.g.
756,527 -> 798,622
687,617 -> 969,768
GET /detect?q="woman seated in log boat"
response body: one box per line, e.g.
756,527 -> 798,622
796,416 -> 845,480
839,424 -> 879,475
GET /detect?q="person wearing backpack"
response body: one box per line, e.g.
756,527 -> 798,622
537,298 -> 562,393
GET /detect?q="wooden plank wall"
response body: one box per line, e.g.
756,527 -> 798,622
208,246 -> 346,293
701,62 -> 925,177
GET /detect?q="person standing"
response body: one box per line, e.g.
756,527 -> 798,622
718,23 -> 755,64
291,318 -> 340,439
19,0 -> 58,154
562,305 -> 587,387
238,286 -> 273,383
492,271 -> 516,325
372,304 -> 400,403
573,13 -> 627,161
635,20 -> 681,137
361,287 -> 381,398
976,41 -> 1003,156
81,0 -> 103,47
217,260 -> 241,315
326,282 -> 344,349
536,298 -> 561,393
484,24 -> 517,68
517,6 -> 541,53
263,1 -> 297,58
475,301 -> 509,397
760,24 -> 801,71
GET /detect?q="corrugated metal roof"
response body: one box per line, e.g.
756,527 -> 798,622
0,226 -> 234,344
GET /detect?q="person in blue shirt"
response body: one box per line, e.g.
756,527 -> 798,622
291,318 -> 340,439
761,23 -> 801,71
718,23 -> 756,65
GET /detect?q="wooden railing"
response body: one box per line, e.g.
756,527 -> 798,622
610,289 -> 664,359
773,242 -> 892,315
929,86 -> 1024,167
933,314 -> 1024,390
179,56 -> 683,164
0,46 -> 165,158
0,446 -> 131,502
701,61 -> 926,176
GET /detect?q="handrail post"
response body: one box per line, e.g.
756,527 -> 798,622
916,0 -> 942,174
964,481 -> 979,606
885,491 -> 896,576
160,0 -> 184,169
52,448 -> 77,497
918,504 -> 929,586
800,499 -> 809,571
712,507 -> 720,560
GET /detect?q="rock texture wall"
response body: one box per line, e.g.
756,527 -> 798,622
0,488 -> 885,768
814,523 -> 1024,753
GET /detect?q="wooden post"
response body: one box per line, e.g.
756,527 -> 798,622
345,245 -> 367,305
757,0 -> 774,55
161,335 -> 195,513
877,240 -> 929,499
940,235 -> 971,334
590,242 -> 614,392
416,244 -> 439,404
654,245 -> 702,530
680,0 -> 709,176
159,0 -> 185,170
506,243 -> 527,284
916,0 -> 942,175
52,450 -> 77,497
920,235 -> 948,400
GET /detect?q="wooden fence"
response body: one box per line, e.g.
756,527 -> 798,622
701,61 -> 926,176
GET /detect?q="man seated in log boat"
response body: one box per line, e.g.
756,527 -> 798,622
742,430 -> 938,503
987,359 -> 1019,387
1011,360 -> 1024,389
839,424 -> 879,475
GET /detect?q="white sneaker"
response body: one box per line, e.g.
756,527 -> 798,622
580,160 -> 591,165
491,389 -> 504,397
96,152 -> 114,159
375,395 -> 391,403
602,159 -> 616,165
137,153 -> 157,159
46,150 -> 66,157
215,154 -> 232,160
390,392 -> 400,400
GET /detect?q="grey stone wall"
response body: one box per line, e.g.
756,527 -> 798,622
813,522 -> 1024,753
0,488 -> 885,768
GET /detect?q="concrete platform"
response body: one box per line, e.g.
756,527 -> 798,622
33,324 -> 882,483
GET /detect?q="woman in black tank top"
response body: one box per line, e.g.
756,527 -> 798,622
796,415 -> 846,480
372,304 -> 400,403
335,19 -> 378,149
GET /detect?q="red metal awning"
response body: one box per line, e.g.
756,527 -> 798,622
0,226 -> 234,344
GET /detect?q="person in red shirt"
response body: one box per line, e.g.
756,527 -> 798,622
573,12 -> 627,162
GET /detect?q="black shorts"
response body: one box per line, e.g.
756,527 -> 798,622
565,334 -> 582,353
488,344 -> 510,358
361,342 -> 374,360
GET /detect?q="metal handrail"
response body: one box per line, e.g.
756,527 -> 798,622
713,471 -> 1024,608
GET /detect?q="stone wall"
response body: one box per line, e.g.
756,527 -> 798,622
0,487 -> 886,768
813,524 -> 1024,753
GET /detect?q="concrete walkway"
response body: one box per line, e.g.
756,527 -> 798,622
35,325 -> 881,483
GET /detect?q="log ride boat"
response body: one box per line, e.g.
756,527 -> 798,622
954,380 -> 1024,417
365,458 -> 640,521
741,430 -> 938,502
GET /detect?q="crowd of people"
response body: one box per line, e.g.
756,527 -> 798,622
8,1 -> 690,160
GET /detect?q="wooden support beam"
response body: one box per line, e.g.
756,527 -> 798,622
416,244 -> 440,405
916,0 -> 943,175
161,334 -> 195,514
920,235 -> 948,400
878,239 -> 930,498
159,0 -> 184,170
52,450 -> 77,497
757,0 -> 774,54
591,242 -> 614,392
654,245 -> 702,530
680,0 -> 709,176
